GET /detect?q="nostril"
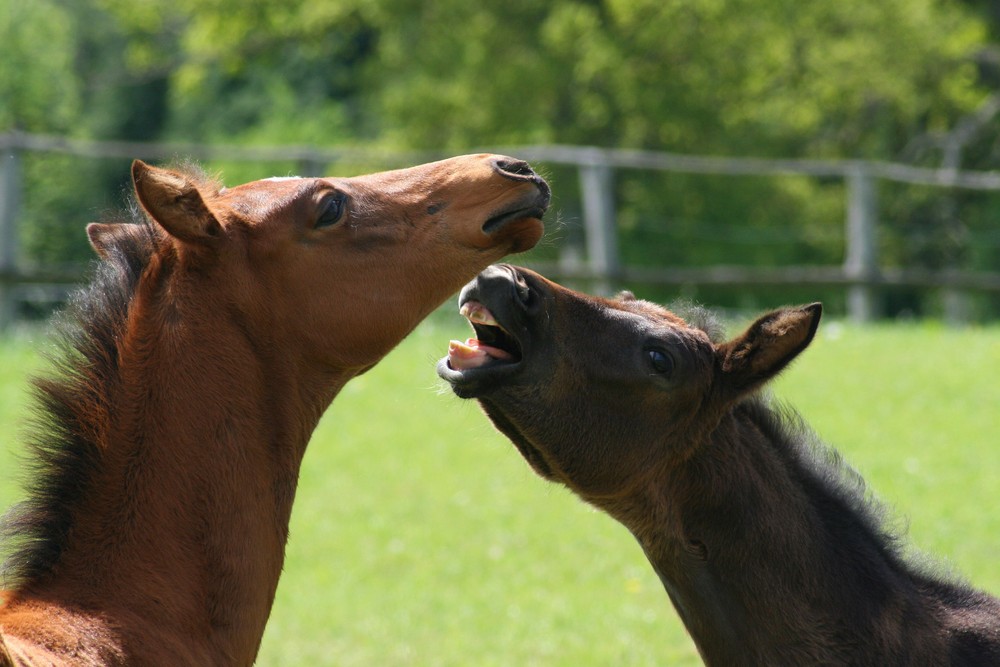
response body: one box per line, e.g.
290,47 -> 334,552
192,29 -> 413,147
512,271 -> 533,308
492,158 -> 537,181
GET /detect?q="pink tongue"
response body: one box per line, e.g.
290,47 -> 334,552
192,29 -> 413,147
447,338 -> 514,370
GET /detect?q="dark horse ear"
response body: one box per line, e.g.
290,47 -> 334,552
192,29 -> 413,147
86,222 -> 147,259
715,303 -> 822,400
131,160 -> 222,246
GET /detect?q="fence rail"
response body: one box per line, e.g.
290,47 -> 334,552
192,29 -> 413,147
513,143 -> 1000,188
3,130 -> 1000,328
527,262 -> 1000,291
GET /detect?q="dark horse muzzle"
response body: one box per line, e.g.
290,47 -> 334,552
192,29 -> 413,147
437,264 -> 543,397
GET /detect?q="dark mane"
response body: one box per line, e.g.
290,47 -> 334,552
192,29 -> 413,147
734,393 -> 966,590
0,215 -> 158,589
676,302 -> 918,575
670,300 -> 727,343
678,303 -> 908,558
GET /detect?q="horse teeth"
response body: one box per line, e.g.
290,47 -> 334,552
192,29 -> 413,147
448,339 -> 492,370
447,337 -> 515,371
460,301 -> 499,327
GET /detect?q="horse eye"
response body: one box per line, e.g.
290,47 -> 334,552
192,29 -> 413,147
646,348 -> 674,376
316,194 -> 346,229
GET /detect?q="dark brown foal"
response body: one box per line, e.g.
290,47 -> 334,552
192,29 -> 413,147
439,264 -> 1000,666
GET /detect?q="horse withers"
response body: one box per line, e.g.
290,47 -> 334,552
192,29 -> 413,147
438,264 -> 1000,666
0,157 -> 548,666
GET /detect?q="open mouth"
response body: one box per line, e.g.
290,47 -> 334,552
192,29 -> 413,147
446,301 -> 523,372
438,264 -> 535,395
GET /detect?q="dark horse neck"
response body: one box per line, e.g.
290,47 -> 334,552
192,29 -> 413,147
20,274 -> 349,664
623,400 -> 1000,666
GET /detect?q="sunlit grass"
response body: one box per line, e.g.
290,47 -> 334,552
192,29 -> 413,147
0,333 -> 45,512
0,316 -> 997,666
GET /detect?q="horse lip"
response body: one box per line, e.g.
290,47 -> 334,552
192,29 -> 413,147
482,186 -> 550,235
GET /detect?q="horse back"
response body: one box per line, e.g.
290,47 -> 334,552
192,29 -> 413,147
926,579 -> 1000,665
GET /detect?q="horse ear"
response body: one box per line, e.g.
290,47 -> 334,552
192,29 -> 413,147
87,222 -> 149,259
616,290 -> 637,302
715,303 -> 822,399
87,223 -> 121,259
131,160 -> 222,245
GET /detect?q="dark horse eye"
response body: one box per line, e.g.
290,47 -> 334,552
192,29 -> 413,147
316,193 -> 346,229
647,348 -> 674,376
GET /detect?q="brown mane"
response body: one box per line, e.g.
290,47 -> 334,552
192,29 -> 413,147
1,215 -> 157,590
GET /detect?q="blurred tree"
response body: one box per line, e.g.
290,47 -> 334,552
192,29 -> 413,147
2,0 -> 996,316
359,1 -> 992,315
1,0 -> 80,132
1,0 -> 108,267
97,0 -> 376,144
364,0 -> 984,157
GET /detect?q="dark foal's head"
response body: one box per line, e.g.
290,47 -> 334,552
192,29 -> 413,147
437,265 -> 821,499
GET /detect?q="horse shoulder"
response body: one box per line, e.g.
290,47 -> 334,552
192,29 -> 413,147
938,587 -> 1000,665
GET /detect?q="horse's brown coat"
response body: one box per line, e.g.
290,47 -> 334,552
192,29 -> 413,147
0,157 -> 548,666
439,264 -> 1000,666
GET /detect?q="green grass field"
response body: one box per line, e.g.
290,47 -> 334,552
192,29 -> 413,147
1,314 -> 998,666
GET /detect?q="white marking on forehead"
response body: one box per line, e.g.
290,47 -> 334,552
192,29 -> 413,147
264,176 -> 303,182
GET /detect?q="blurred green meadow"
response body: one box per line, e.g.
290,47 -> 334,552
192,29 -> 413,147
0,313 -> 998,666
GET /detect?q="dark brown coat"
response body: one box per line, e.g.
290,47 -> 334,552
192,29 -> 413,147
439,264 -> 1000,666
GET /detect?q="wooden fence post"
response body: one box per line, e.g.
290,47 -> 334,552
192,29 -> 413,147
0,144 -> 21,330
578,150 -> 619,295
844,163 -> 878,322
297,157 -> 326,178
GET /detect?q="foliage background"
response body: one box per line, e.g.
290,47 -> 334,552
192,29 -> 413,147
3,0 -> 1000,317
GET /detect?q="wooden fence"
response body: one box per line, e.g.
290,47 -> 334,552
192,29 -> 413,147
3,130 -> 1000,328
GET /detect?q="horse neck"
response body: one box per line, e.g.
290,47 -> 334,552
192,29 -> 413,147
622,402 -> 940,666
33,280 -> 348,663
